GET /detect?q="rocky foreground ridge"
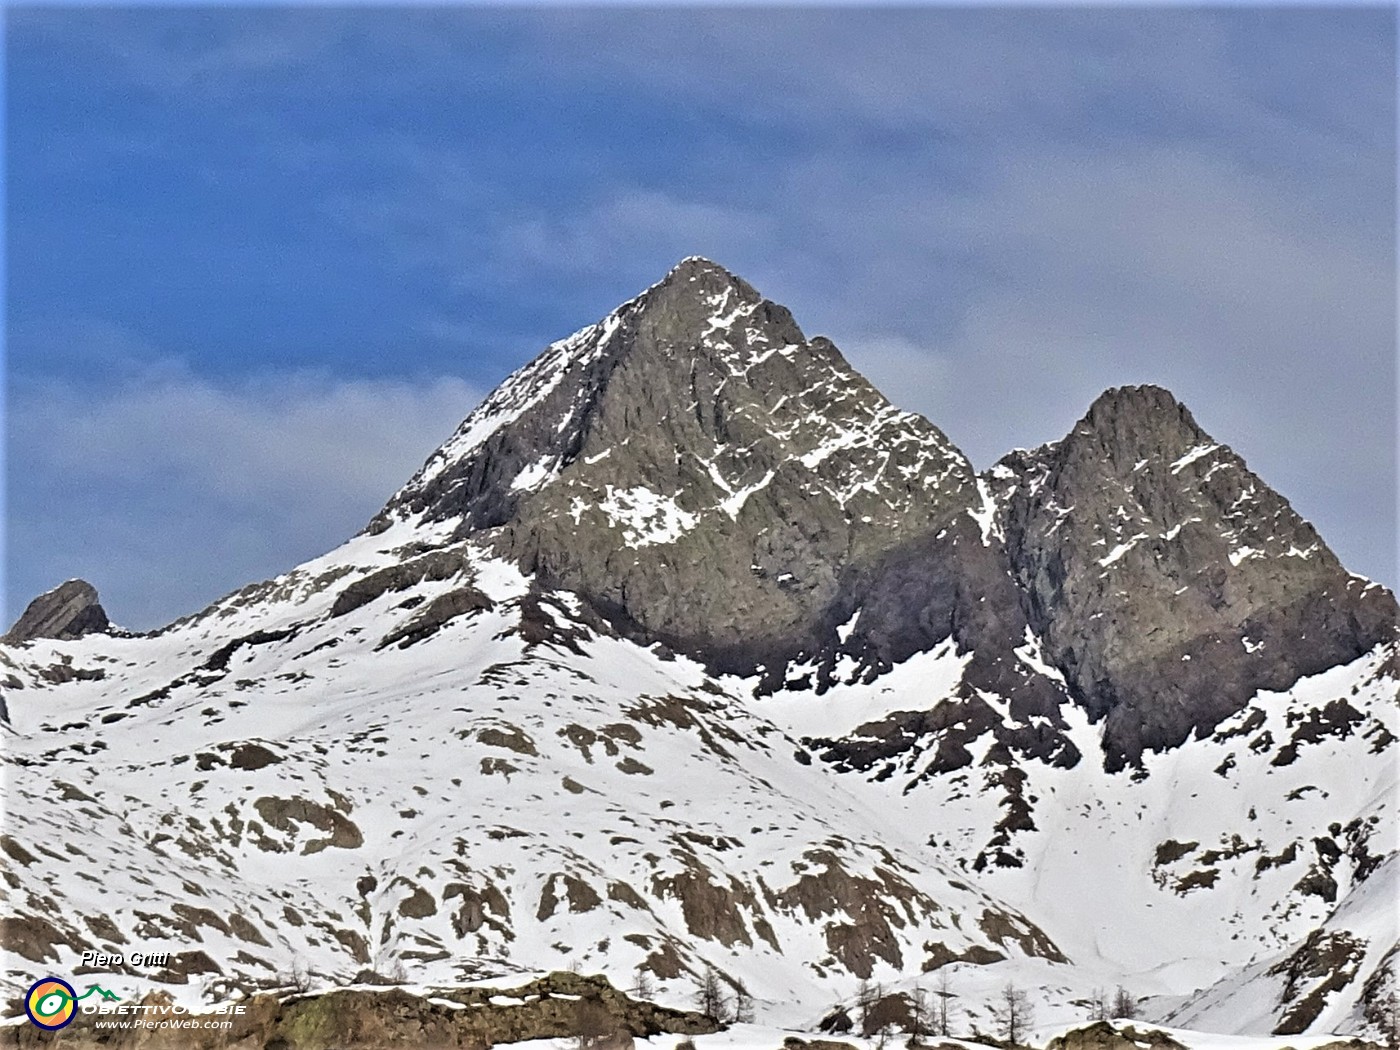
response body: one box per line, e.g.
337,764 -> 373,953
0,972 -> 715,1050
0,980 -> 1387,1050
1,259 -> 1395,1044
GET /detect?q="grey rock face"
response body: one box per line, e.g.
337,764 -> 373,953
374,258 -> 1040,693
4,579 -> 110,643
989,385 -> 1397,770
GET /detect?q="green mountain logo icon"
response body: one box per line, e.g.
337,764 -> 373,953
75,985 -> 121,1002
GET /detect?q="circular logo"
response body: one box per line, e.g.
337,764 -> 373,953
25,977 -> 77,1030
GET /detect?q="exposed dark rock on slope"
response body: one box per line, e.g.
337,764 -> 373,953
3,579 -> 109,643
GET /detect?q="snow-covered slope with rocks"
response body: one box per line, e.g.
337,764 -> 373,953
764,639 -> 1396,1026
2,258 -> 1394,1043
0,532 -> 1065,1028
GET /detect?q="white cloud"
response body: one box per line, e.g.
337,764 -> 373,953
498,190 -> 778,281
9,365 -> 482,629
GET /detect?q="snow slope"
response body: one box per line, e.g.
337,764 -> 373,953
1,533 -> 1065,1028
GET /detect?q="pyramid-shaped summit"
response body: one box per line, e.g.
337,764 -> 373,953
374,255 -> 899,533
371,257 -> 1008,683
375,256 -> 813,532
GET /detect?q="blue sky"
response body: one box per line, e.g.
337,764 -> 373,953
6,7 -> 1396,628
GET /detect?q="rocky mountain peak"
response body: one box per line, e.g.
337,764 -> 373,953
1073,384 -> 1207,460
669,253 -> 739,277
654,254 -> 762,304
371,260 -> 989,679
4,578 -> 110,643
1081,382 -> 1192,424
372,257 -> 810,533
991,388 -> 1396,770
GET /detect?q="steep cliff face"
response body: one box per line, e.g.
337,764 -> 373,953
988,384 -> 1395,770
370,258 -> 1042,697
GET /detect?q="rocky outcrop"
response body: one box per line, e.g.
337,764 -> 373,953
3,579 -> 109,643
1046,1022 -> 1189,1050
330,549 -> 474,618
376,584 -> 494,649
989,385 -> 1397,770
0,972 -> 716,1050
1268,930 -> 1371,1035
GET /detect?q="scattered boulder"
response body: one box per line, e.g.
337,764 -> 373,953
860,992 -> 913,1036
785,1038 -> 861,1050
816,1007 -> 853,1034
1047,1021 -> 1187,1050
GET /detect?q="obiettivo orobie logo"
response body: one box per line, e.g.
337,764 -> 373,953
24,977 -> 122,1029
25,977 -> 77,1030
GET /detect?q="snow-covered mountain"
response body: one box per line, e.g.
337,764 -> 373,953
2,259 -> 1394,1042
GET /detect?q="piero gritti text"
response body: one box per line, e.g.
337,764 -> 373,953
80,950 -> 174,968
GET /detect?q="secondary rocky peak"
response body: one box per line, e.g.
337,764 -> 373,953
4,579 -> 110,643
991,388 -> 1397,770
1062,384 -> 1210,470
1083,382 -> 1189,424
